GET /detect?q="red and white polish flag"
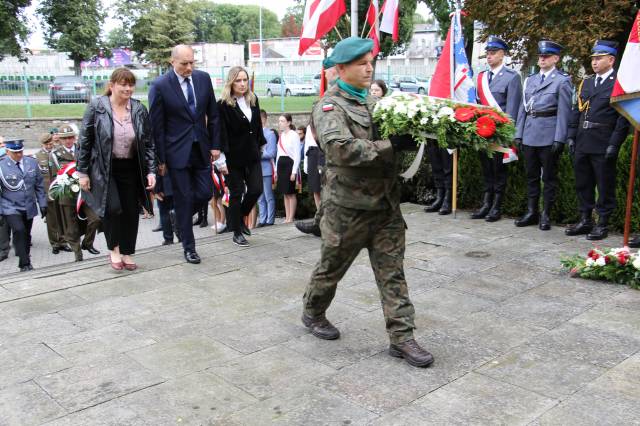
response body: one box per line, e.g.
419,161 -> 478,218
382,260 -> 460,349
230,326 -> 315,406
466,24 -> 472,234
298,0 -> 347,56
380,0 -> 399,42
366,0 -> 380,55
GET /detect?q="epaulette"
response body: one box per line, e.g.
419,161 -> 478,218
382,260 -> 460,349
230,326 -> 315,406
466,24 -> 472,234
557,70 -> 570,77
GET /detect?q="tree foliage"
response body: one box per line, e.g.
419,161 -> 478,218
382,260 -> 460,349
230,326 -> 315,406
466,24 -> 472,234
144,0 -> 195,67
0,0 -> 31,61
105,26 -> 131,49
281,5 -> 304,37
465,0 -> 638,76
37,0 -> 105,75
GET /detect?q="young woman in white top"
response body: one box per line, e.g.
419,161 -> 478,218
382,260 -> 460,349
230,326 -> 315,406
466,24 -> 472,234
276,113 -> 301,223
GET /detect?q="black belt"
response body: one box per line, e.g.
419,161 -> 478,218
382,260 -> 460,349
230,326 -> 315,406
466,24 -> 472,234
328,166 -> 390,178
582,120 -> 613,130
528,109 -> 557,118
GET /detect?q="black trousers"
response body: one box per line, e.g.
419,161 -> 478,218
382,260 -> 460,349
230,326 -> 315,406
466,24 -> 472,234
226,161 -> 263,233
169,143 -> 214,252
573,151 -> 617,217
426,141 -> 453,189
523,145 -> 559,203
479,151 -> 508,194
103,159 -> 140,255
0,216 -> 10,257
4,212 -> 33,268
158,196 -> 175,242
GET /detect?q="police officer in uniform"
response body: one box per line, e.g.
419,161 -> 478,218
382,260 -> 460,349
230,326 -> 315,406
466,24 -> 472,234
0,139 -> 47,272
472,36 -> 522,221
50,125 -> 101,261
35,132 -> 71,254
565,40 -> 630,240
301,37 -> 434,368
514,40 -> 573,230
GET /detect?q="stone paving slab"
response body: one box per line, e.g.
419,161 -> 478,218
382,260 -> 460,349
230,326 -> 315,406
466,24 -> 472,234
0,203 -> 639,425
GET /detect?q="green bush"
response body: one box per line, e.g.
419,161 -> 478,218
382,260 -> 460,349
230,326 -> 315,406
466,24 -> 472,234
399,133 -> 639,232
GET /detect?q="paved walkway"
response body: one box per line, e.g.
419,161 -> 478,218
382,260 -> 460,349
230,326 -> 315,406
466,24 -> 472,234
1,204 -> 639,425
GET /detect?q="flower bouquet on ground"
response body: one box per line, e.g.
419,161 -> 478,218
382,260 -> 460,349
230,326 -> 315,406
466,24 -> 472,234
561,247 -> 640,289
372,92 -> 516,154
49,161 -> 81,201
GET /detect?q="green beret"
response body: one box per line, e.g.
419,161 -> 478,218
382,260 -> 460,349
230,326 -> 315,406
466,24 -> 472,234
323,37 -> 374,68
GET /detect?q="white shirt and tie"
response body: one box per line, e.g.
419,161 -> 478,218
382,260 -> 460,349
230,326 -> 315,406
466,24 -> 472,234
595,68 -> 614,88
488,63 -> 504,84
174,70 -> 197,110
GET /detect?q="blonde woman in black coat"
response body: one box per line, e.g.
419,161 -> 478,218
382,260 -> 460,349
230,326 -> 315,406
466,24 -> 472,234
217,66 -> 266,247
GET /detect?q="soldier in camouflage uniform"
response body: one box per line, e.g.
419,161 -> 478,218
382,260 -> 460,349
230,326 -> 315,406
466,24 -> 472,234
35,133 -> 70,254
301,37 -> 434,368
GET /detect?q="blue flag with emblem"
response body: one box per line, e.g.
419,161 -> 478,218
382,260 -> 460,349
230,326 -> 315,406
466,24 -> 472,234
452,10 -> 475,103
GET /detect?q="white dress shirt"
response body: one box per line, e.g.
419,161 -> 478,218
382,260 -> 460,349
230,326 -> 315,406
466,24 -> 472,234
236,96 -> 252,122
277,129 -> 301,176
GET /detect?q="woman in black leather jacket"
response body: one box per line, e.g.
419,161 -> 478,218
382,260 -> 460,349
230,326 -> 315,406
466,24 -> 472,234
77,67 -> 156,271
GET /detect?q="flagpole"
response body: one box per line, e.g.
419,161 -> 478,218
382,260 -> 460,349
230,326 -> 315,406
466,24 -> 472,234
623,129 -> 639,247
450,9 -> 458,218
351,0 -> 358,37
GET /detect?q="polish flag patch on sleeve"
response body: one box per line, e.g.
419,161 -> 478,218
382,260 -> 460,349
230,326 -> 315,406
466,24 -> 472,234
322,104 -> 334,112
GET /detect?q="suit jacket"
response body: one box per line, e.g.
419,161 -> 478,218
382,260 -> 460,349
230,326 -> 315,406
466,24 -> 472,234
477,66 -> 522,123
217,96 -> 266,168
515,69 -> 573,147
568,71 -> 630,154
148,69 -> 221,169
0,156 -> 46,219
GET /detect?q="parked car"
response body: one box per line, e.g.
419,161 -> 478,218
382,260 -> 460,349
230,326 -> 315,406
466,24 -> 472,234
312,73 -> 321,92
415,76 -> 430,94
49,76 -> 91,104
265,76 -> 315,97
388,75 -> 424,94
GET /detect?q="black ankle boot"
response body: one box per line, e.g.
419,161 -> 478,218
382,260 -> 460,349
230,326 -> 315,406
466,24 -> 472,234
565,212 -> 594,236
439,189 -> 452,215
539,210 -> 551,230
587,217 -> 609,240
424,188 -> 444,213
471,192 -> 493,219
485,192 -> 504,222
515,199 -> 539,227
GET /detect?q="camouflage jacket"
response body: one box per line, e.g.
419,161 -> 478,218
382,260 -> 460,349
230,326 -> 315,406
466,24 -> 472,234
312,84 -> 399,211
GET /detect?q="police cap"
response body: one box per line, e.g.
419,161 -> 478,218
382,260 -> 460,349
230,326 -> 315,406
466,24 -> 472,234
591,40 -> 618,57
323,37 -> 374,68
5,138 -> 24,152
538,40 -> 563,55
486,36 -> 509,52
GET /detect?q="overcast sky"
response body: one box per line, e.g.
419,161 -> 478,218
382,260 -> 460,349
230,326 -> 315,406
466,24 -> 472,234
25,0 -> 431,49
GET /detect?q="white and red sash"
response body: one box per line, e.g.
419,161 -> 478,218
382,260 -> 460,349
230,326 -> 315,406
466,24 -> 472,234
477,71 -> 502,112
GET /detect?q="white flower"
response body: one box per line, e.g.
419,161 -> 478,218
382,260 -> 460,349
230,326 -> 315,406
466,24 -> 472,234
420,117 -> 428,125
71,184 -> 80,193
633,256 -> 640,270
71,172 -> 79,179
585,258 -> 595,267
595,257 -> 606,267
407,110 -> 416,118
438,106 -> 455,118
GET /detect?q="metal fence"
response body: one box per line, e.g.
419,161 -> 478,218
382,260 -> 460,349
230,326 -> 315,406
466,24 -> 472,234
0,62 -> 437,118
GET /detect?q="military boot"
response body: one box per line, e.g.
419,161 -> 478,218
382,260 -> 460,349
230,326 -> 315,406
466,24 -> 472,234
302,313 -> 340,340
628,236 -> 640,248
471,192 -> 493,219
515,199 -> 539,227
295,219 -> 321,237
485,192 -> 504,222
424,188 -> 444,213
587,216 -> 609,240
438,189 -> 452,215
389,339 -> 434,368
565,212 -> 594,236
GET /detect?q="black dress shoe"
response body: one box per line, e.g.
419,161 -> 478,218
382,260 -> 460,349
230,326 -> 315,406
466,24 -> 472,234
629,236 -> 640,248
256,222 -> 266,228
52,247 -> 60,254
233,233 -> 249,247
389,339 -> 434,367
539,211 -> 551,231
162,240 -> 173,246
302,313 -> 340,340
20,264 -> 34,272
82,246 -> 100,255
59,245 -> 72,252
565,218 -> 594,236
240,222 -> 251,236
152,225 -> 162,232
587,225 -> 609,240
199,219 -> 209,228
184,250 -> 201,264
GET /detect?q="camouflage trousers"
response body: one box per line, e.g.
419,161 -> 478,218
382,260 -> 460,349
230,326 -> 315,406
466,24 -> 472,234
303,201 -> 416,344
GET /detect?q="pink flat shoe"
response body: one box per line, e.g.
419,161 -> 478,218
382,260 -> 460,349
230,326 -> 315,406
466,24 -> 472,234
108,255 -> 124,271
123,262 -> 137,271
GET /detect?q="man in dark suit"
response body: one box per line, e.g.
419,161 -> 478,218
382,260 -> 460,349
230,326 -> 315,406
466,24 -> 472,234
565,40 -> 630,240
149,44 -> 221,264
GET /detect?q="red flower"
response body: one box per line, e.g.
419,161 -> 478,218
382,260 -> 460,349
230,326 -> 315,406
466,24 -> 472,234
480,109 -> 510,124
587,249 -> 597,259
617,253 -> 628,265
475,115 -> 497,138
454,107 -> 476,122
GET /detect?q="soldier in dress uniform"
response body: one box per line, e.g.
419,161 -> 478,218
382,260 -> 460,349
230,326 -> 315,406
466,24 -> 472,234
514,40 -> 573,230
565,40 -> 630,240
0,137 -> 10,262
50,125 -> 101,261
301,37 -> 434,368
0,139 -> 47,272
472,36 -> 522,222
35,132 -> 71,254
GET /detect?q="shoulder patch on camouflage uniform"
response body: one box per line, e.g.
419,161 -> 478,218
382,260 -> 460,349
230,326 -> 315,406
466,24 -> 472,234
322,104 -> 334,112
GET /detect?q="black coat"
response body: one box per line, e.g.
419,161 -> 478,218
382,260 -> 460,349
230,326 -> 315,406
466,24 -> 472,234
568,71 -> 630,154
77,96 -> 157,217
217,96 -> 266,168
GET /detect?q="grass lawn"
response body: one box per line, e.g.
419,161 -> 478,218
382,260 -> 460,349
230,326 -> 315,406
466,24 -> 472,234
0,96 -> 317,119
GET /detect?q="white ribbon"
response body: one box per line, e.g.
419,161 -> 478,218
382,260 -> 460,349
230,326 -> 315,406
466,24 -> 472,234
399,143 -> 426,180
